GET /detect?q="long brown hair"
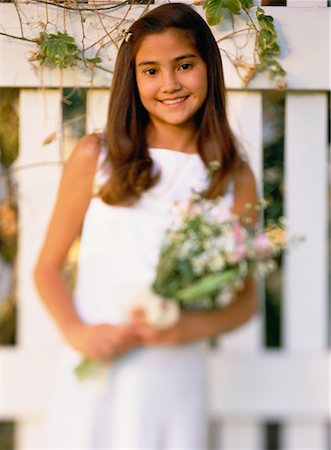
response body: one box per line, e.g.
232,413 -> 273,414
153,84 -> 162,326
100,2 -> 242,205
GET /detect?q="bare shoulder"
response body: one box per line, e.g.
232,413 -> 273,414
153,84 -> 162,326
234,161 -> 256,190
233,161 -> 259,222
68,133 -> 102,166
36,134 -> 104,267
64,133 -> 102,182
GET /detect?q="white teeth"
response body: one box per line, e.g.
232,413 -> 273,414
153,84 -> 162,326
162,97 -> 186,105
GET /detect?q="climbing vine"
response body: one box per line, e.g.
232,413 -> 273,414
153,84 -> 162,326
35,31 -> 102,69
203,0 -> 285,85
0,0 -> 286,87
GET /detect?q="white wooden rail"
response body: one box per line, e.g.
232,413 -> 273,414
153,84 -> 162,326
0,3 -> 330,449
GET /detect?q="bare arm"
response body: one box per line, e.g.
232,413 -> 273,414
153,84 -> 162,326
133,162 -> 259,345
34,135 -> 99,333
34,134 -> 137,360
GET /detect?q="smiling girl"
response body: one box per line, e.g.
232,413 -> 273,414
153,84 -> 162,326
34,3 -> 258,448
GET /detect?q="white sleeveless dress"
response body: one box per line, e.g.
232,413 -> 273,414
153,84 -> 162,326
42,147 -> 234,449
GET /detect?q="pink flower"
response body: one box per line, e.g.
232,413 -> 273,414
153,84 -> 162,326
176,200 -> 202,218
226,242 -> 248,264
232,221 -> 247,242
176,199 -> 191,215
210,204 -> 233,223
252,233 -> 273,258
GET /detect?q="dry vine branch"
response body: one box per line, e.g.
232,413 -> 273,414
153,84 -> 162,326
0,1 -> 286,86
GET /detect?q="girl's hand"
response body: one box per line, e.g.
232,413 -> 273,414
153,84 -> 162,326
65,322 -> 140,362
131,276 -> 257,345
131,309 -> 202,346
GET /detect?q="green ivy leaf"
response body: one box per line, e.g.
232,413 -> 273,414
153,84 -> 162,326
257,8 -> 276,35
256,6 -> 265,20
203,0 -> 241,26
254,6 -> 285,80
86,56 -> 102,64
260,18 -> 276,35
201,0 -> 286,83
86,56 -> 103,69
240,0 -> 253,9
224,0 -> 242,14
58,32 -> 76,45
37,31 -> 80,68
203,0 -> 224,25
258,29 -> 274,47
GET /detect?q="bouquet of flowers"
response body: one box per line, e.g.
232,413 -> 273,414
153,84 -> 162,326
75,167 -> 300,380
149,197 -> 281,309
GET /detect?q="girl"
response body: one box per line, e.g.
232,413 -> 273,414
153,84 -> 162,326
34,3 -> 258,448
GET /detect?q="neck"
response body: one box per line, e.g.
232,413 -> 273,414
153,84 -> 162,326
146,122 -> 198,154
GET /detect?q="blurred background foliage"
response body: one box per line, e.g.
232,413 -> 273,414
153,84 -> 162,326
0,87 -> 87,346
0,422 -> 15,450
0,88 -> 19,346
263,90 -> 285,348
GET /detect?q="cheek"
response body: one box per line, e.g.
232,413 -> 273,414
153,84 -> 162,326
136,77 -> 155,104
190,68 -> 208,100
199,68 -> 208,99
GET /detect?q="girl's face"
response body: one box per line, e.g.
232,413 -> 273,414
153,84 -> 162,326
135,28 -> 208,131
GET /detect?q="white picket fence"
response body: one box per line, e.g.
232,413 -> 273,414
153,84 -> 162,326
0,2 -> 330,449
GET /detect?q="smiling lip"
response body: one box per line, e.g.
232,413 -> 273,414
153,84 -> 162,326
160,96 -> 188,106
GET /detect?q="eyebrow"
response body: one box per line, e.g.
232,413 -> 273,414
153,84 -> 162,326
137,53 -> 198,67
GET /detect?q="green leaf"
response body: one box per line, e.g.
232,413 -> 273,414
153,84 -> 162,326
256,7 -> 265,20
240,0 -> 253,9
36,31 -> 80,69
203,0 -> 224,26
259,18 -> 276,35
86,56 -> 102,65
203,0 -> 241,25
258,29 -> 274,48
175,269 -> 239,301
224,0 -> 241,14
74,358 -> 101,381
47,39 -> 66,60
254,5 -> 285,82
58,31 -> 76,45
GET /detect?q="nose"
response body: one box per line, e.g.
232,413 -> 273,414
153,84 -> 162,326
160,70 -> 181,93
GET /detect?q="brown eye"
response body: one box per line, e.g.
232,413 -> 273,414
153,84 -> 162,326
179,63 -> 192,71
145,68 -> 158,76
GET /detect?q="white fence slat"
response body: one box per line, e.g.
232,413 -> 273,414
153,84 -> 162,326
220,91 -> 263,351
86,88 -> 109,134
1,349 -> 55,420
284,93 -> 328,351
227,91 -> 263,181
2,349 -> 329,419
287,0 -> 328,6
283,420 -> 329,450
221,420 -> 262,450
17,89 -> 64,350
16,418 -> 45,450
208,351 -> 329,418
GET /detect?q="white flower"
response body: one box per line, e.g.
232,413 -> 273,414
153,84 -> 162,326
191,252 -> 209,275
207,254 -> 226,272
178,239 -> 198,259
238,260 -> 248,276
217,290 -> 235,307
254,260 -> 277,277
126,288 -> 180,329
